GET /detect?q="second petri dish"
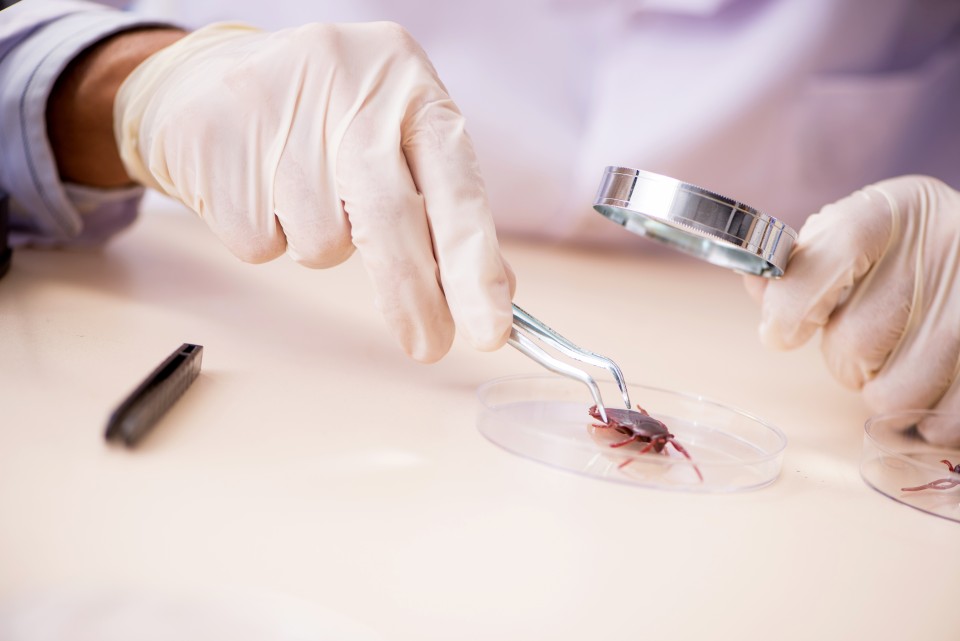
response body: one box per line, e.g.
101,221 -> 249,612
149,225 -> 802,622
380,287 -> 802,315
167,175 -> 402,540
477,375 -> 786,493
860,410 -> 960,523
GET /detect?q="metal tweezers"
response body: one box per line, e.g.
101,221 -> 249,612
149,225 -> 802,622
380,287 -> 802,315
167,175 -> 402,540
509,304 -> 631,423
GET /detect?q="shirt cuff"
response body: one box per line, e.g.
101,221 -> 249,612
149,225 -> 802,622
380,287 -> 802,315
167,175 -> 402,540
0,4 -> 171,244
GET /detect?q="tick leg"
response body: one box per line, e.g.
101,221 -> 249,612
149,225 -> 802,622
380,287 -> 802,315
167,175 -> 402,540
610,435 -> 640,448
940,459 -> 959,472
617,440 -> 656,455
667,439 -> 704,482
616,441 -> 663,470
634,405 -> 650,416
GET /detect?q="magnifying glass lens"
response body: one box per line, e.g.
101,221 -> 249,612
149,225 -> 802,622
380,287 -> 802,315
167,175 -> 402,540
593,167 -> 797,278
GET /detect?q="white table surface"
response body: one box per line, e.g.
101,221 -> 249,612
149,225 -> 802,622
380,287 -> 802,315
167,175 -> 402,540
1,202 -> 957,640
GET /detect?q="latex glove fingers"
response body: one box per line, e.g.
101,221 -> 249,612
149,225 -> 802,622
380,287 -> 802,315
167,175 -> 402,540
855,178 -> 960,446
751,176 -> 960,445
755,186 -> 895,356
742,273 -> 767,304
401,99 -> 516,352
115,22 -> 514,361
334,34 -> 514,359
337,106 -> 458,362
116,25 -> 291,263
918,377 -> 960,446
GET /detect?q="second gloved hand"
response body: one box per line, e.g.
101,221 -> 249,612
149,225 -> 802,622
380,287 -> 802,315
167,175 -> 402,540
746,175 -> 960,446
115,22 -> 514,362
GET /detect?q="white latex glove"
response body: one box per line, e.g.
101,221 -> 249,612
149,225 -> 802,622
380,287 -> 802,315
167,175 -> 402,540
746,175 -> 960,446
115,22 -> 515,362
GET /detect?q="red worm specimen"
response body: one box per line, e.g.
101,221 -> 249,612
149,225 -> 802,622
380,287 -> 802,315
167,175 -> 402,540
901,459 -> 960,492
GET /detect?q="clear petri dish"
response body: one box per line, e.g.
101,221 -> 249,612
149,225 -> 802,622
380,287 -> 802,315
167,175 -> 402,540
860,410 -> 960,523
476,375 -> 786,492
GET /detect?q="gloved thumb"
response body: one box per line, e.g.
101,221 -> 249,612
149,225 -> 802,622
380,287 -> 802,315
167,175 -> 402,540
755,187 -> 895,351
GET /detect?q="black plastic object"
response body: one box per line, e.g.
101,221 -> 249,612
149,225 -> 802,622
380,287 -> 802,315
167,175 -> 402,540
0,195 -> 11,280
105,343 -> 204,446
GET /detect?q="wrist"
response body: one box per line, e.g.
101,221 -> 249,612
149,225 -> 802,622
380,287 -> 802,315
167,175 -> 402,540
46,27 -> 187,188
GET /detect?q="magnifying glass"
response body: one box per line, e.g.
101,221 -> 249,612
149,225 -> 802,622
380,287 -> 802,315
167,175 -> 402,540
593,167 -> 796,278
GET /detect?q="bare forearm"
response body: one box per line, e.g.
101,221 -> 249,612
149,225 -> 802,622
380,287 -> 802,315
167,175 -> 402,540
46,27 -> 186,188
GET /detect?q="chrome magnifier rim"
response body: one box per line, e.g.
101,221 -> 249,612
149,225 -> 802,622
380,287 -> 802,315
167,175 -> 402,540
593,167 -> 797,278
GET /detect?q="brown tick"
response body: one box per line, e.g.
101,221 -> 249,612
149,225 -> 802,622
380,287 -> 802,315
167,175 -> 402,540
588,404 -> 703,482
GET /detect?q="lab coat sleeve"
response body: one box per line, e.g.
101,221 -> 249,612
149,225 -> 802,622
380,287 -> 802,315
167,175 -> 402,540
0,0 -> 173,247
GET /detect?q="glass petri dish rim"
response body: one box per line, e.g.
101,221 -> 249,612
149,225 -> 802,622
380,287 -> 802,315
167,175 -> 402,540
861,409 -> 960,523
476,374 -> 788,469
863,409 -> 960,476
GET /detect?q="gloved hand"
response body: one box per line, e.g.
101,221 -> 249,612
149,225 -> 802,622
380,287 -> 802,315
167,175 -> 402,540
745,175 -> 960,446
114,22 -> 515,362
